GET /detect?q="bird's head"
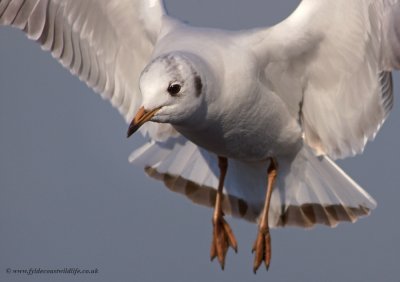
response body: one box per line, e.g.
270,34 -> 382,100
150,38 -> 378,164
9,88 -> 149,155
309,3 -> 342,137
127,52 -> 205,138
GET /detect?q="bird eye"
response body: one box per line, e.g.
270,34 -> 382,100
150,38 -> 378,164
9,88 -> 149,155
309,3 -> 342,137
167,83 -> 181,96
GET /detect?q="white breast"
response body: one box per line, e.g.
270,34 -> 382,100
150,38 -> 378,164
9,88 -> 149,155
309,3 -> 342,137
159,25 -> 303,161
174,84 -> 303,161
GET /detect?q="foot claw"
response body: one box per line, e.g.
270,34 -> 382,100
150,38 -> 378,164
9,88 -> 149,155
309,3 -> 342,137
252,228 -> 271,274
222,219 -> 238,253
210,234 -> 217,261
210,216 -> 238,270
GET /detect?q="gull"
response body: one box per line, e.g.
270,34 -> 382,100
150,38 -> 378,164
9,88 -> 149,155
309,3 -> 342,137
1,0 -> 400,273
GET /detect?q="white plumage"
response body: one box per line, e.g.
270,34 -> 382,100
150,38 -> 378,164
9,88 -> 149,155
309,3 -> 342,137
1,0 -> 399,258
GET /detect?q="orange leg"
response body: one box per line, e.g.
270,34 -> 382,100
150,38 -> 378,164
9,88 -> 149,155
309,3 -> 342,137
252,158 -> 278,273
210,156 -> 238,270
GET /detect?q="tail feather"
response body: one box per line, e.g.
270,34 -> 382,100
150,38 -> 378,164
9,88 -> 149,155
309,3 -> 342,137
130,137 -> 376,228
271,145 -> 376,227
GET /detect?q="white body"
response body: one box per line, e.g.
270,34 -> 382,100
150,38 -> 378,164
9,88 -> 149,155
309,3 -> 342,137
2,0 -> 400,227
152,22 -> 302,161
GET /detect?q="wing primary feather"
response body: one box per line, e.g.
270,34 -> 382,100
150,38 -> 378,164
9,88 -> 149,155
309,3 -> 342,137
26,0 -> 46,40
0,0 -> 12,17
1,0 -> 23,25
379,71 -> 394,116
0,0 -> 167,123
13,0 -> 38,29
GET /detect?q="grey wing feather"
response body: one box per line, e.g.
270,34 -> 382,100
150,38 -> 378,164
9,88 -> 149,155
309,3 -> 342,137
252,0 -> 400,159
0,0 -> 166,122
382,0 -> 400,69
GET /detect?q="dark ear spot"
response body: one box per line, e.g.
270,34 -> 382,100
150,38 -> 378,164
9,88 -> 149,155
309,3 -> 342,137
194,75 -> 203,97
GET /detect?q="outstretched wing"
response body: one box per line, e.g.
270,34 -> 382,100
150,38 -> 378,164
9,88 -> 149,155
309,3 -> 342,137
252,0 -> 400,159
0,0 -> 166,122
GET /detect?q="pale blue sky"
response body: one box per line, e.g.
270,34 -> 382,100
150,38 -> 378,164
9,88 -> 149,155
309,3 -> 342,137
1,1 -> 400,281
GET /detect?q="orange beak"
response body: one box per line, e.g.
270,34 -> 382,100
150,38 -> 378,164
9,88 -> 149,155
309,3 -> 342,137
127,106 -> 161,138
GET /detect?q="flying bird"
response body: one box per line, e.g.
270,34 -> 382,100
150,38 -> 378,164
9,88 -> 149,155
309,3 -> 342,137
1,0 -> 399,273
